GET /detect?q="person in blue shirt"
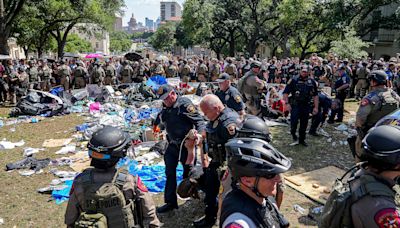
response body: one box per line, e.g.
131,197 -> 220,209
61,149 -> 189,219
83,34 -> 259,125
309,91 -> 333,136
328,66 -> 350,123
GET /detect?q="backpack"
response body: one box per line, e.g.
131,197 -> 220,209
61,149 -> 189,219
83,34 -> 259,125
74,169 -> 136,228
320,165 -> 395,228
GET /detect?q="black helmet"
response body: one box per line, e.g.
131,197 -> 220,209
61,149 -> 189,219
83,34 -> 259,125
370,70 -> 387,85
361,125 -> 400,169
237,115 -> 271,142
88,126 -> 130,168
322,59 -> 328,64
226,138 -> 291,179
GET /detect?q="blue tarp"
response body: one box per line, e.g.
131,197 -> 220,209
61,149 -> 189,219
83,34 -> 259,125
52,158 -> 183,204
146,75 -> 167,92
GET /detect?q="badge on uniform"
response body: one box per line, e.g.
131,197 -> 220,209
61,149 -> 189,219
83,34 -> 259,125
213,120 -> 219,128
235,95 -> 242,103
225,94 -> 230,101
227,123 -> 237,136
187,105 -> 196,113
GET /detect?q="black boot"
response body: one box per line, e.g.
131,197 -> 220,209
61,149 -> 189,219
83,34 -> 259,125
193,215 -> 216,228
156,203 -> 178,213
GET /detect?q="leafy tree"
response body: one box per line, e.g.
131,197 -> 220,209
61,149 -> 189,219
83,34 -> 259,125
330,28 -> 370,59
64,33 -> 93,53
148,22 -> 177,52
0,0 -> 26,55
110,31 -> 132,53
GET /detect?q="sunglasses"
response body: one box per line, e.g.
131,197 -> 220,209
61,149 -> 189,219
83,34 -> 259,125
263,173 -> 278,179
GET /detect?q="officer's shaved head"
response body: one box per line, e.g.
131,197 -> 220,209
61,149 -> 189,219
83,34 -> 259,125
200,94 -> 224,121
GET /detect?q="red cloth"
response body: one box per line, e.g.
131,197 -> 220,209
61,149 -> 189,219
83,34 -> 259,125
272,99 -> 286,113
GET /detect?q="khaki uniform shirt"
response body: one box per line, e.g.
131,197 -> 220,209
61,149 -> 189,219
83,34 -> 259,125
65,168 -> 160,228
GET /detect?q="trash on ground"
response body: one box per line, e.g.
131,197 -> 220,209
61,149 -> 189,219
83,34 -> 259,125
42,138 -> 73,148
0,139 -> 25,150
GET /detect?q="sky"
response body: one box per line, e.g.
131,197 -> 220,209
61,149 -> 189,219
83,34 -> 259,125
122,0 -> 185,26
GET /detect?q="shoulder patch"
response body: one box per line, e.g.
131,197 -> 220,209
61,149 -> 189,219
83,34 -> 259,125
374,208 -> 400,228
361,98 -> 370,106
186,104 -> 196,114
224,222 -> 244,228
235,95 -> 242,103
227,123 -> 237,136
136,176 -> 148,192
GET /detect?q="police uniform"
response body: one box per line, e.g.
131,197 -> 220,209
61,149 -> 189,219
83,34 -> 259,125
104,64 -> 116,85
210,63 -> 221,82
354,87 -> 400,159
91,65 -> 105,85
355,66 -> 370,99
329,72 -> 350,122
65,167 -> 161,228
120,64 -> 134,83
201,108 -> 241,222
58,64 -> 71,90
156,96 -> 206,208
27,65 -> 39,90
165,64 -> 178,78
38,64 -> 52,91
197,63 -> 208,82
283,76 -> 318,143
309,92 -> 332,135
73,65 -> 87,89
242,70 -> 265,115
220,186 -> 288,228
350,169 -> 400,228
215,86 -> 245,113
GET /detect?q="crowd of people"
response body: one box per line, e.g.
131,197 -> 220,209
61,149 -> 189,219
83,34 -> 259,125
2,53 -> 400,228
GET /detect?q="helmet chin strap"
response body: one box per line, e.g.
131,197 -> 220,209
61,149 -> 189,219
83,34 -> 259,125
250,176 -> 269,199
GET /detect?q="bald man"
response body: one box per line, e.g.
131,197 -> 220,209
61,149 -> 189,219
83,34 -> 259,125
194,94 -> 242,227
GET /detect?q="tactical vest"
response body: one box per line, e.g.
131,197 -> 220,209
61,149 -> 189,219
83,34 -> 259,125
366,89 -> 399,129
220,188 -> 289,228
105,66 -> 115,77
41,67 -> 51,79
197,64 -> 207,75
59,66 -> 70,77
121,66 -> 132,77
291,78 -> 315,105
28,67 -> 39,82
320,169 -> 398,228
211,65 -> 220,77
74,67 -> 85,78
92,68 -> 103,83
357,68 -> 368,79
75,169 -> 136,228
166,66 -> 176,78
181,65 -> 191,76
206,108 -> 239,164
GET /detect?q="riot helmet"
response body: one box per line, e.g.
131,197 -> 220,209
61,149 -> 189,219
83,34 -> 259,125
237,115 -> 271,142
370,70 -> 387,85
87,126 -> 131,169
361,125 -> 400,170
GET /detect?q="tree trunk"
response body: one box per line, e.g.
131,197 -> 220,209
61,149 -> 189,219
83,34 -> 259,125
247,40 -> 257,57
37,47 -> 43,58
0,32 -> 9,55
57,41 -> 66,59
23,47 -> 29,59
228,31 -> 235,57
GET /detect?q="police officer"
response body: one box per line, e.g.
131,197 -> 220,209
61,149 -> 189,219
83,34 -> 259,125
328,66 -> 350,123
27,60 -> 39,90
210,58 -> 221,82
354,70 -> 400,161
283,67 -> 318,146
309,91 -> 332,136
104,59 -> 116,85
65,126 -> 161,228
38,59 -> 52,91
345,125 -> 400,227
90,62 -> 105,86
355,62 -> 370,100
197,59 -> 208,82
224,58 -> 238,82
58,60 -> 71,91
215,73 -> 245,118
220,138 -> 291,228
193,94 -> 241,227
165,60 -> 178,78
241,61 -> 266,116
72,61 -> 87,89
154,84 -> 206,213
119,60 -> 134,83
180,60 -> 191,83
